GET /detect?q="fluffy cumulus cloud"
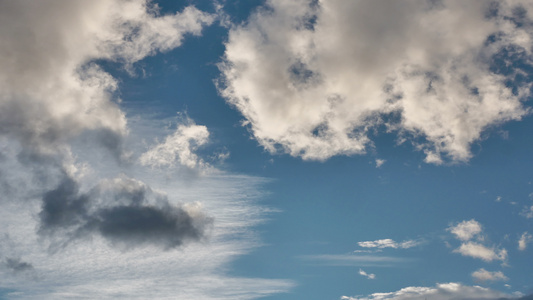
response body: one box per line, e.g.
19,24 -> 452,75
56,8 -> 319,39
219,0 -> 533,163
358,239 -> 420,249
447,220 -> 508,262
447,219 -> 483,241
472,268 -> 508,282
140,120 -> 210,170
341,282 -> 515,300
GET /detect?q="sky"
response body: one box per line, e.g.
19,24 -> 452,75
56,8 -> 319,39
0,0 -> 533,299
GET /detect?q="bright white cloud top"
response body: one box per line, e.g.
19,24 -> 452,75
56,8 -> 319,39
219,0 -> 532,163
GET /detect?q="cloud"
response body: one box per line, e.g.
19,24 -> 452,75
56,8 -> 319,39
375,159 -> 386,168
472,268 -> 508,282
341,282 -> 515,300
521,205 -> 533,218
4,258 -> 33,273
140,119 -> 210,170
357,239 -> 421,249
0,0 -> 213,159
39,174 -> 212,250
453,242 -> 508,262
359,269 -> 376,280
518,232 -> 532,251
447,219 -> 482,241
219,0 -> 531,163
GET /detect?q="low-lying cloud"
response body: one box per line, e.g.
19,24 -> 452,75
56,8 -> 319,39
39,175 -> 212,250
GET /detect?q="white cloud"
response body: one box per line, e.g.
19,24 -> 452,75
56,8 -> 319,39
453,242 -> 507,262
219,0 -> 532,163
358,239 -> 420,249
472,268 -> 508,282
518,232 -> 532,251
340,282 -> 514,300
140,120 -> 210,170
448,219 -> 482,241
359,269 -> 376,280
375,159 -> 386,168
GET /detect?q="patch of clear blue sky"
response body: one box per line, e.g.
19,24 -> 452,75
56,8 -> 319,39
97,0 -> 533,298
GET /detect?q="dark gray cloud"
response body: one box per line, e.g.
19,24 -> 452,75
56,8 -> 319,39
5,257 -> 33,273
39,175 -> 212,250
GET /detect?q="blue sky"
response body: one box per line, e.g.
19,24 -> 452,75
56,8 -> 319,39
0,0 -> 533,299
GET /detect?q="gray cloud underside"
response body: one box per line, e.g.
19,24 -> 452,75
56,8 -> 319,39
39,175 -> 212,250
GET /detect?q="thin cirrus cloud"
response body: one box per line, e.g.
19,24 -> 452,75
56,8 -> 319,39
219,0 -> 532,164
357,239 -> 421,249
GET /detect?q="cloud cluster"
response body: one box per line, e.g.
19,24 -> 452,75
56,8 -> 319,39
448,220 -> 508,262
341,282 -> 514,300
357,238 -> 420,249
0,0 -> 213,159
219,0 -> 533,163
0,1 -> 293,298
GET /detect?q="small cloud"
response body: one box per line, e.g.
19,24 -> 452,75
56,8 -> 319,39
359,269 -> 376,280
375,159 -> 386,168
518,232 -> 532,251
357,238 -> 421,249
521,205 -> 533,218
5,258 -> 33,273
447,219 -> 482,241
453,242 -> 507,262
472,268 -> 508,282
496,196 -> 502,202
139,120 -> 210,171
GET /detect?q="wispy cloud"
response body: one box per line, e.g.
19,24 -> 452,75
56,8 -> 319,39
357,239 -> 421,249
301,254 -> 414,267
219,0 -> 530,163
359,269 -> 376,280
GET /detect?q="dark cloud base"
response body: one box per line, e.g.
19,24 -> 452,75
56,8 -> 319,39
39,175 -> 212,250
